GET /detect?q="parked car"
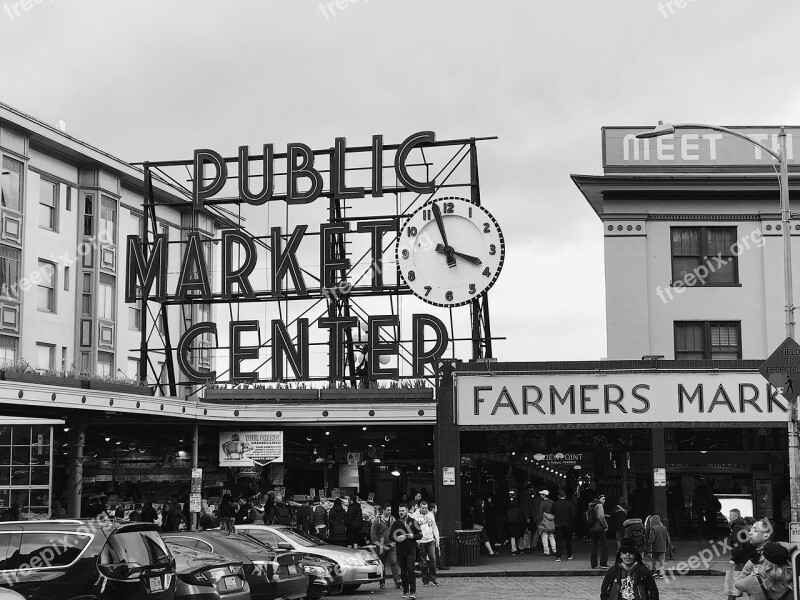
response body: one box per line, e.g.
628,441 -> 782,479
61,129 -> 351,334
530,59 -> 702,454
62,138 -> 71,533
0,518 -> 176,600
161,530 -> 306,600
167,542 -> 250,600
235,525 -> 381,593
0,590 -> 25,599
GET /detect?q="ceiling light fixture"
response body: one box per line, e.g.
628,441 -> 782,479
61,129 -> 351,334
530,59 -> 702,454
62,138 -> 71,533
391,466 -> 400,477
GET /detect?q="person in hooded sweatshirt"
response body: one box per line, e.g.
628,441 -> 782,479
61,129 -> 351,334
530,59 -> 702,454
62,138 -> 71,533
600,537 -> 660,600
646,514 -> 671,579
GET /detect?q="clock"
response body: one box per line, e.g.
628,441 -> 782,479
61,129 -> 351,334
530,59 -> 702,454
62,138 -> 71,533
396,196 -> 505,307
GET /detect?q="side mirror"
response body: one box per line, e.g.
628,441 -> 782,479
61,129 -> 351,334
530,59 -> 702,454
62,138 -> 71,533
277,542 -> 293,551
98,562 -> 144,581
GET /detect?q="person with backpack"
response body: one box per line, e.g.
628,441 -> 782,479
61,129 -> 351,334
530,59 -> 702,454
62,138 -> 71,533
371,504 -> 400,590
535,489 -> 556,556
600,537 -> 660,600
588,493 -> 610,569
623,515 -> 647,555
311,496 -> 329,538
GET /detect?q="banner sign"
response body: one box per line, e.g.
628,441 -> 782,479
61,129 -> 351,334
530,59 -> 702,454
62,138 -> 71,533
603,126 -> 800,170
219,431 -> 283,467
455,372 -> 789,426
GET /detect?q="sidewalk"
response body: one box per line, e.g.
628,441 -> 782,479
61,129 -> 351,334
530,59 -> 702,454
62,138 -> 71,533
438,537 -> 730,577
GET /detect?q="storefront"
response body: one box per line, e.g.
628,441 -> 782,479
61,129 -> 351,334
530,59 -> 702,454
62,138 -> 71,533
434,360 -> 789,542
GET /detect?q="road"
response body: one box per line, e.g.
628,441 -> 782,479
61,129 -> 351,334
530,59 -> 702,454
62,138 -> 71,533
348,576 -> 722,599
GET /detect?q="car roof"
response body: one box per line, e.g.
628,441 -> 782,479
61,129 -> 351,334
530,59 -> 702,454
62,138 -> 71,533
166,541 -> 241,573
0,519 -> 159,534
163,531 -> 272,555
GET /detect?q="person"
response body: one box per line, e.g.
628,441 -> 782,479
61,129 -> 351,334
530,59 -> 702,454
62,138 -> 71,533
234,496 -> 252,525
370,504 -> 400,590
127,503 -> 143,522
199,499 -> 215,530
506,499 -> 525,556
139,501 -> 157,524
735,542 -> 794,600
311,496 -> 329,538
0,501 -> 22,521
623,515 -> 646,555
390,504 -> 422,600
472,499 -> 499,557
729,509 -> 750,565
50,500 -> 67,519
296,498 -> 311,533
113,504 -> 125,519
588,493 -> 610,569
646,514 -> 671,579
552,489 -> 575,561
612,498 -> 629,550
600,537 -> 660,600
536,489 -> 556,557
219,494 -> 237,521
161,500 -> 186,532
328,498 -> 347,546
345,495 -> 363,548
666,480 -> 684,540
416,501 -> 439,586
267,494 -> 291,526
693,477 -> 716,539
738,518 -> 782,580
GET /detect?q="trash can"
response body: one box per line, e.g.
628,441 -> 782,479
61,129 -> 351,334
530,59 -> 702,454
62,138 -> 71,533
436,535 -> 449,570
455,529 -> 480,566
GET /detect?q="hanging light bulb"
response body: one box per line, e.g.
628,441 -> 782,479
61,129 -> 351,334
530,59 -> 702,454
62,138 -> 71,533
313,447 -> 318,455
391,466 -> 400,477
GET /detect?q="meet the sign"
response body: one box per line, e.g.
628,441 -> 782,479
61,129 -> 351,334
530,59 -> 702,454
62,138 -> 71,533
219,431 -> 283,467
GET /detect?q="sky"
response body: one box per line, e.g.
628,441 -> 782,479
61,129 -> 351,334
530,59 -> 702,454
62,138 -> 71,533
3,0 -> 800,365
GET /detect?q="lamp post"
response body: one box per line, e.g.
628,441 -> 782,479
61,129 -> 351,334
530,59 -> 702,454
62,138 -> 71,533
637,122 -> 800,524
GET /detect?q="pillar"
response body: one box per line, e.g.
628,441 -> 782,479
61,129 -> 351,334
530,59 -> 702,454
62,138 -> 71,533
434,360 -> 461,546
67,419 -> 87,518
652,425 -> 667,524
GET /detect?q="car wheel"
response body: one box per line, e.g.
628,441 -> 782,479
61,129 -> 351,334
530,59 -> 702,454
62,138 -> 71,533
341,584 -> 361,593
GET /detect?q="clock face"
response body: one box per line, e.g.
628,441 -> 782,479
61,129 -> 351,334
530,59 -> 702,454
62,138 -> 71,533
396,197 -> 505,307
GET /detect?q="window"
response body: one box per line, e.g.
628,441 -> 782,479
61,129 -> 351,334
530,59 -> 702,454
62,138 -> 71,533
61,347 -> 67,370
129,306 -> 141,331
0,156 -> 23,212
0,335 -> 17,365
671,227 -> 738,286
0,245 -> 20,299
36,261 -> 55,312
80,351 -> 90,372
100,530 -> 170,567
66,186 -> 72,211
81,273 -> 92,316
37,260 -> 55,312
19,533 -> 90,568
675,321 -> 741,360
38,179 -> 57,231
83,194 -> 93,236
98,273 -> 114,320
100,196 -> 116,242
97,351 -> 113,376
35,343 -> 54,371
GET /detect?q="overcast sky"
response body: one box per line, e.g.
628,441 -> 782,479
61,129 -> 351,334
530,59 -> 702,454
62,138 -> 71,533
3,0 -> 800,364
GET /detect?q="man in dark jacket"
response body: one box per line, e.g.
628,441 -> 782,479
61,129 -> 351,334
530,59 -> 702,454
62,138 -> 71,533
267,494 -> 292,525
296,498 -> 311,532
600,537 -> 659,600
552,490 -> 576,561
139,501 -> 158,524
390,504 -> 422,600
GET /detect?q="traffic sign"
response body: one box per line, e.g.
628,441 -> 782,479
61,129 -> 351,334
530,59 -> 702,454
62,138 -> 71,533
759,337 -> 800,403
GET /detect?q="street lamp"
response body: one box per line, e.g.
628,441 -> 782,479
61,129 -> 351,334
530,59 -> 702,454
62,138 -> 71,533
637,122 -> 800,524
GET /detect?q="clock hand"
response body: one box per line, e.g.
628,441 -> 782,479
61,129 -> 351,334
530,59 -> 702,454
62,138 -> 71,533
431,203 -> 456,268
435,244 -> 482,265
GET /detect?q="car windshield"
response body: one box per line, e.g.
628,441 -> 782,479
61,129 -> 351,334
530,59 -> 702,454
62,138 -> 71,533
280,528 -> 326,547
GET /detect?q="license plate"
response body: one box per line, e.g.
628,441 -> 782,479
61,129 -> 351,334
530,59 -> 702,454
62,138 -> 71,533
149,577 -> 163,592
223,576 -> 239,590
288,564 -> 298,575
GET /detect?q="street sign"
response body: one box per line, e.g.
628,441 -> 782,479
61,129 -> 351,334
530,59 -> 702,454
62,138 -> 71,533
793,548 -> 800,600
759,337 -> 800,402
443,467 -> 456,486
791,522 -> 800,545
653,468 -> 666,487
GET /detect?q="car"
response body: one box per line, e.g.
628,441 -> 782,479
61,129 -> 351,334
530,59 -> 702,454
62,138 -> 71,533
235,525 -> 382,593
161,530 -> 306,600
167,542 -> 250,600
0,518 -> 176,600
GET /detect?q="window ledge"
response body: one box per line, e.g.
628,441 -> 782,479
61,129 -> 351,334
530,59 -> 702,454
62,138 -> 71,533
669,283 -> 742,288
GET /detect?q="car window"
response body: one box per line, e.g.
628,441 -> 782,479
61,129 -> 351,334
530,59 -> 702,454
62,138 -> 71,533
196,540 -> 212,553
244,530 -> 280,548
18,533 -> 90,568
0,532 -> 19,571
280,529 -> 324,546
161,536 -> 199,550
102,530 -> 170,567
